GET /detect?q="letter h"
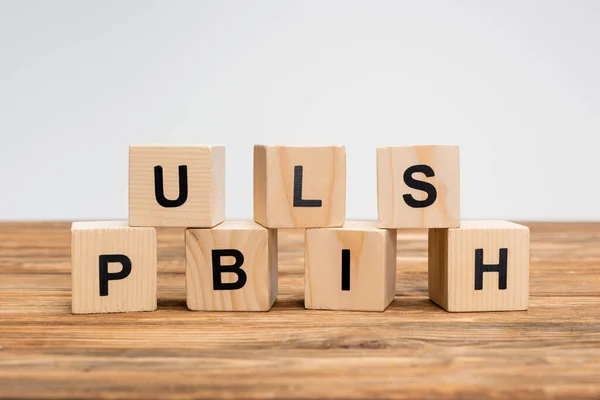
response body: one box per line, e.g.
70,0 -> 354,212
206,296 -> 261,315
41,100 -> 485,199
474,248 -> 508,291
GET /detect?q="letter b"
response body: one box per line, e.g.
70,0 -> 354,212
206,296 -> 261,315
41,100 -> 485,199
212,249 -> 247,290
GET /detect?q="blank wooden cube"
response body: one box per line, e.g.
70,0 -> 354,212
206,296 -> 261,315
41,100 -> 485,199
185,221 -> 277,311
429,220 -> 529,312
305,221 -> 397,311
71,221 -> 157,314
377,145 -> 460,228
129,144 -> 225,227
254,145 -> 346,228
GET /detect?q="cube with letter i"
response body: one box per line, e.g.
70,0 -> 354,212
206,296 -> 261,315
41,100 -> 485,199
254,145 -> 346,228
305,222 -> 397,311
377,145 -> 460,228
129,144 -> 225,227
185,221 -> 278,311
428,220 -> 530,312
71,221 -> 157,314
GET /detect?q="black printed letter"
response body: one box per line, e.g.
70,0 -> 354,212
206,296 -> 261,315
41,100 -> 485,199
212,249 -> 247,290
154,165 -> 188,208
402,164 -> 437,208
99,254 -> 132,296
293,165 -> 322,207
474,248 -> 508,291
341,249 -> 350,291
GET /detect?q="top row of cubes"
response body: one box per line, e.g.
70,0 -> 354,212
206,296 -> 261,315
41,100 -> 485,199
129,144 -> 460,229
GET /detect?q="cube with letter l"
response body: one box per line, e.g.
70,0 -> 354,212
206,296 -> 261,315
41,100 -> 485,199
254,145 -> 346,228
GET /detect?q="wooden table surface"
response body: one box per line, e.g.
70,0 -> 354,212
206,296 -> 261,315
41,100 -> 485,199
0,222 -> 599,399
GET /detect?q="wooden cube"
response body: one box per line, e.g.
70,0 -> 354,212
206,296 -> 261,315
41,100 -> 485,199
185,221 -> 277,311
71,221 -> 157,314
377,145 -> 460,228
254,145 -> 346,228
429,220 -> 530,312
305,221 -> 397,311
129,144 -> 225,227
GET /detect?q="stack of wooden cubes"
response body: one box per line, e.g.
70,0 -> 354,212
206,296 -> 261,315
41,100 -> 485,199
71,144 -> 529,314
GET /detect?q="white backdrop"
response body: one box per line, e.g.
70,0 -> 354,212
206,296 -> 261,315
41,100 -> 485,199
1,1 -> 599,221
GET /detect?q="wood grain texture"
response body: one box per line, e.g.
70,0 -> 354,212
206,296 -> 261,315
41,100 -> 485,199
253,145 -> 346,228
429,221 -> 530,312
0,221 -> 599,399
185,221 -> 277,311
129,144 -> 225,227
305,221 -> 396,311
71,221 -> 157,314
377,145 -> 460,228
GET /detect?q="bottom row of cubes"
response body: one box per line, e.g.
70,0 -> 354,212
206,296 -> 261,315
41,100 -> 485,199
71,220 -> 529,314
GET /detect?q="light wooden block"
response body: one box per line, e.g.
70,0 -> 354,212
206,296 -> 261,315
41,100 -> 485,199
377,145 -> 460,228
305,221 -> 397,311
129,144 -> 225,227
429,220 -> 530,312
71,221 -> 157,314
185,221 -> 277,311
254,145 -> 346,228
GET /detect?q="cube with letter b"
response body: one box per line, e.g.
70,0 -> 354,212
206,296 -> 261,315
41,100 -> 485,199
254,145 -> 346,228
71,221 -> 157,314
429,220 -> 530,312
185,221 -> 278,311
377,145 -> 460,228
129,144 -> 225,227
305,221 -> 397,311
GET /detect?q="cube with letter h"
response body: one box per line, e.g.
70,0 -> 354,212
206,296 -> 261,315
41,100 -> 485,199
377,145 -> 460,228
71,221 -> 157,314
305,222 -> 397,311
185,221 -> 278,311
428,220 -> 530,312
129,144 -> 225,227
254,145 -> 346,228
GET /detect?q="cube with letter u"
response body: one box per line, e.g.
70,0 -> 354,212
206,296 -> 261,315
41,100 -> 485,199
129,144 -> 225,228
185,221 -> 278,311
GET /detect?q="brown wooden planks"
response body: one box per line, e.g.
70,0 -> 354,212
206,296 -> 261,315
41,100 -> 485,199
0,222 -> 599,399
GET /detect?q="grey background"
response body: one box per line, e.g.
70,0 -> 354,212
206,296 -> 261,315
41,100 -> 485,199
1,1 -> 598,221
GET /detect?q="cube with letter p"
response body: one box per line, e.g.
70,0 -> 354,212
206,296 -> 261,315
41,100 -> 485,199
71,221 -> 157,314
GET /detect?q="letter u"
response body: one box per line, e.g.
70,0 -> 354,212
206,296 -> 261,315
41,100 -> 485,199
154,165 -> 188,207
